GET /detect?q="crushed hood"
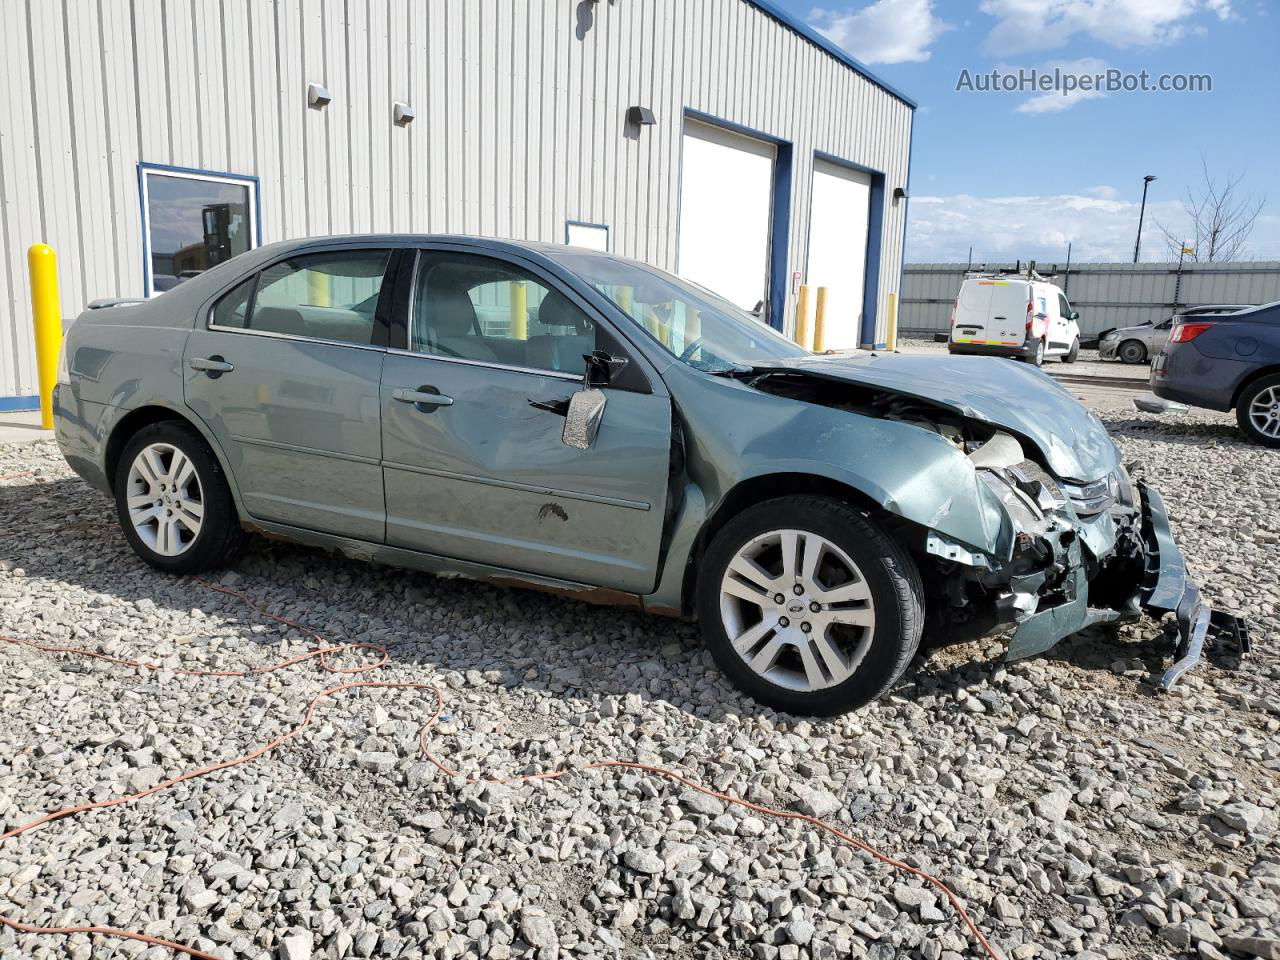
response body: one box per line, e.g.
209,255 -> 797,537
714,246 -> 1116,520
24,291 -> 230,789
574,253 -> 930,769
752,353 -> 1120,482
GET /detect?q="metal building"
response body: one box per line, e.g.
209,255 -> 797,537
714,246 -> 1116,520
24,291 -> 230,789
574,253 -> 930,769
0,0 -> 915,409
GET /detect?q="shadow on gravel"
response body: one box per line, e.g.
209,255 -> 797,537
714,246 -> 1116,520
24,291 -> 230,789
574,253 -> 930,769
0,475 -> 717,718
0,475 -> 1249,723
1102,416 -> 1247,448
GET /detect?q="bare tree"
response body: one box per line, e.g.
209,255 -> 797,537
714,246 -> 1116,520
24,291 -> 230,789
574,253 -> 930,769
1156,157 -> 1266,262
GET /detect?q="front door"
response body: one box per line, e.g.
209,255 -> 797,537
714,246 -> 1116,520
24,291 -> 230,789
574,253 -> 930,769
380,249 -> 672,593
183,248 -> 395,541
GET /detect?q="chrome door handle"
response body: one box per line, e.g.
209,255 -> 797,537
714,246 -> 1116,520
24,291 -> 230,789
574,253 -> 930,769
189,356 -> 234,375
392,387 -> 454,407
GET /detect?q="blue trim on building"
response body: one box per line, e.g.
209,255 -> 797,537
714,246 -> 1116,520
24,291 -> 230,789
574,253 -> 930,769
812,151 -> 886,348
0,395 -> 40,412
564,219 -> 611,250
137,162 -> 263,297
741,0 -> 917,109
683,110 -> 793,333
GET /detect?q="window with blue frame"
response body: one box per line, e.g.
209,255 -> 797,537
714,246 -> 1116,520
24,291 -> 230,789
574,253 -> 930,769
139,166 -> 259,296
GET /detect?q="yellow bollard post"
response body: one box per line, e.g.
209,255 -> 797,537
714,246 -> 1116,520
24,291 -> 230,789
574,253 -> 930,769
510,280 -> 528,340
886,292 -> 899,352
794,284 -> 813,351
28,244 -> 63,430
307,270 -> 331,307
812,286 -> 829,353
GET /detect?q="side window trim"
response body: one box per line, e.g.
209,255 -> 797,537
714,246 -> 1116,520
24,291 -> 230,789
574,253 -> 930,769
206,247 -> 397,350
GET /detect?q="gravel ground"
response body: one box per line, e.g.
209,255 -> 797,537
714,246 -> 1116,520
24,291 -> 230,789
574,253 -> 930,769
1,401 -> 1277,960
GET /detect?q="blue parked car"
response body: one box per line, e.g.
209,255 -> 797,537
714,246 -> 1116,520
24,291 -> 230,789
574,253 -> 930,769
1151,300 -> 1280,447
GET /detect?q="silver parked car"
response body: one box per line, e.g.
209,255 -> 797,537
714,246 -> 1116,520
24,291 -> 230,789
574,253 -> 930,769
53,236 -> 1244,714
1099,304 -> 1250,364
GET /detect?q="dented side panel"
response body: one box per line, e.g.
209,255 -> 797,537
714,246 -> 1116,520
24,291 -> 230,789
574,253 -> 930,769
380,352 -> 673,594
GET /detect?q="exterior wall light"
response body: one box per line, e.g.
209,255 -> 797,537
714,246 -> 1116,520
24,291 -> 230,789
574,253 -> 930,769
626,106 -> 656,126
307,83 -> 331,109
393,102 -> 416,126
893,187 -> 908,202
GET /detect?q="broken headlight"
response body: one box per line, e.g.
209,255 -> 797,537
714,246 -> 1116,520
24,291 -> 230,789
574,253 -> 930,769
1059,471 -> 1121,516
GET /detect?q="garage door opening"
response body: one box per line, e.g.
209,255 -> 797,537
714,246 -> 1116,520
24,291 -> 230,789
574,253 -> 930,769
677,119 -> 776,319
806,159 -> 872,350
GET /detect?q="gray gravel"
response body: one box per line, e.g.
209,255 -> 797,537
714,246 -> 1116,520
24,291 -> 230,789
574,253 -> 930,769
1,403 -> 1277,960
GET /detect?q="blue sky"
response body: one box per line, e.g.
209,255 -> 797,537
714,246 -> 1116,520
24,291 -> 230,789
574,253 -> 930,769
769,0 -> 1279,263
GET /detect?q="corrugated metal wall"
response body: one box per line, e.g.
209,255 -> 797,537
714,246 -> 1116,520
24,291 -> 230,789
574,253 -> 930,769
902,262 -> 1280,337
0,0 -> 913,400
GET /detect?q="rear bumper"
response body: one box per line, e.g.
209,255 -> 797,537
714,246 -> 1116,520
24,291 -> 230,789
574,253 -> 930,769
1149,346 -> 1238,412
948,339 -> 1036,360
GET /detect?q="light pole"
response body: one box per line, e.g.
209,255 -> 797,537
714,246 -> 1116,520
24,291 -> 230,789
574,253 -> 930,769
1133,174 -> 1157,263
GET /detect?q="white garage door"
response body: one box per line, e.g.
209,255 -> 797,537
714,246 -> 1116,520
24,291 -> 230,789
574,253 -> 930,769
677,119 -> 775,314
807,159 -> 871,350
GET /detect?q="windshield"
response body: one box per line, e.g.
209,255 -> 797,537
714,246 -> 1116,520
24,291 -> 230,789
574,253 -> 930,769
547,251 -> 808,373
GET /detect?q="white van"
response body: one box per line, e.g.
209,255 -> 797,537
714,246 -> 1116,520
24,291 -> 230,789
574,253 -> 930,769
948,273 -> 1081,365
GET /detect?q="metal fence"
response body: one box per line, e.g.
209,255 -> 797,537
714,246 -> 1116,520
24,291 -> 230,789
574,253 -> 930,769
901,261 -> 1280,339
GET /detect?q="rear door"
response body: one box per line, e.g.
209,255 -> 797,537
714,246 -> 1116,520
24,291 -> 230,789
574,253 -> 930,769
183,248 -> 396,541
379,247 -> 673,593
950,280 -> 993,344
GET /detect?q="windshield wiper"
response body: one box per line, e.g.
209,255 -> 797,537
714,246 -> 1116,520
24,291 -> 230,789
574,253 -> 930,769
704,363 -> 757,378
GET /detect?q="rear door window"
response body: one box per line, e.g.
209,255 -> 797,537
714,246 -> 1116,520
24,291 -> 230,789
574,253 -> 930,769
212,250 -> 392,346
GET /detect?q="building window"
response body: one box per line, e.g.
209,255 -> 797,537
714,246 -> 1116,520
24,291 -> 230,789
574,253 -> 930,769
565,221 -> 610,252
139,165 -> 259,296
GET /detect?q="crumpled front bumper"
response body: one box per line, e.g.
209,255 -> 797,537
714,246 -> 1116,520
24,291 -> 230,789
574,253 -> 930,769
1004,481 -> 1250,688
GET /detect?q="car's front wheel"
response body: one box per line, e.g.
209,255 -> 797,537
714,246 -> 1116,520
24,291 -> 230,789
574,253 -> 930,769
1237,374 -> 1280,448
114,421 -> 244,573
697,496 -> 924,715
1064,338 -> 1081,363
1118,339 -> 1147,364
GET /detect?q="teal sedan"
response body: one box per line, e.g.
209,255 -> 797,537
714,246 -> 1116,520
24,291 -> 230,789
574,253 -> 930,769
53,236 -> 1242,714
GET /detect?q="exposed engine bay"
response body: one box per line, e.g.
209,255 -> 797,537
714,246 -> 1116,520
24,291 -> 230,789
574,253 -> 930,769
746,370 -> 1250,687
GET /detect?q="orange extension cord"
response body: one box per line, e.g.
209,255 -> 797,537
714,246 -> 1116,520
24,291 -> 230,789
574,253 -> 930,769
0,576 -> 1003,960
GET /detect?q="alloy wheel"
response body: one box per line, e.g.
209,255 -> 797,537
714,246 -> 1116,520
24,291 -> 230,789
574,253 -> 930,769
125,442 -> 205,556
718,529 -> 876,692
1248,385 -> 1280,440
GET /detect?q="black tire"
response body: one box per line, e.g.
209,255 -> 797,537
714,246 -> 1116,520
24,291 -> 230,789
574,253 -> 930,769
1023,339 -> 1046,366
1118,339 -> 1147,364
113,420 -> 244,573
1236,374 -> 1280,448
696,496 -> 924,715
1063,338 -> 1080,363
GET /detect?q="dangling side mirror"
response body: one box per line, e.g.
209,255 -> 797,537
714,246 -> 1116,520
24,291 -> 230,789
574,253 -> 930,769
560,351 -> 627,449
562,389 -> 607,449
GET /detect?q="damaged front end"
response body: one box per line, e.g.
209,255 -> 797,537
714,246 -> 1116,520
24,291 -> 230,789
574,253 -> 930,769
740,356 -> 1250,686
929,430 -> 1249,689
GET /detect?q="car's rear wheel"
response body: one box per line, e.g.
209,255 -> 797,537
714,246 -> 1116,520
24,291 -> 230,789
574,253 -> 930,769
1118,339 -> 1147,364
1024,339 -> 1046,366
1064,338 -> 1081,363
1236,375 -> 1280,448
114,421 -> 244,573
697,496 -> 924,715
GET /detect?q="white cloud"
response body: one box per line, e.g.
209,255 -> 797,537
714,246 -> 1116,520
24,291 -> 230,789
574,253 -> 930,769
906,193 -> 1200,263
810,0 -> 951,64
1012,57 -> 1112,113
978,0 -> 1234,54
1083,185 -> 1120,200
